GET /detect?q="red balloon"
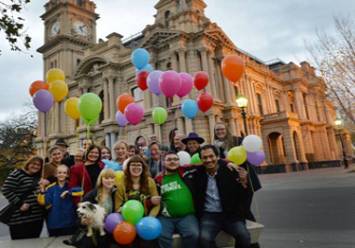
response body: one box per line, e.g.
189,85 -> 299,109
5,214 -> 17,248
29,80 -> 48,96
221,55 -> 245,83
197,92 -> 213,112
194,71 -> 209,90
136,71 -> 149,91
113,222 -> 136,245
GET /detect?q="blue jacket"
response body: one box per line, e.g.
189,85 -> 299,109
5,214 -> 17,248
38,182 -> 78,230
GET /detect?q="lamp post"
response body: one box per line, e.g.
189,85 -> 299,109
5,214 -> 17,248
335,118 -> 348,169
236,95 -> 248,136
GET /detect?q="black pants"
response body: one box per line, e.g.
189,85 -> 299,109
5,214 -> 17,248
48,226 -> 76,237
9,220 -> 43,240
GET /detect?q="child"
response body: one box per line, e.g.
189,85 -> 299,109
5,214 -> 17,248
38,164 -> 82,237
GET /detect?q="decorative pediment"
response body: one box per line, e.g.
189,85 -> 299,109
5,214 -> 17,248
204,24 -> 236,51
141,30 -> 182,48
75,56 -> 107,78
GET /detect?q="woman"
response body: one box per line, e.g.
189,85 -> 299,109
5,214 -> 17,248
69,144 -> 104,197
213,122 -> 242,159
168,128 -> 178,152
147,142 -> 163,178
113,140 -> 129,167
135,135 -> 148,158
182,132 -> 205,156
82,139 -> 93,151
42,146 -> 64,184
101,146 -> 112,161
74,149 -> 85,164
2,156 -> 45,240
128,144 -> 138,157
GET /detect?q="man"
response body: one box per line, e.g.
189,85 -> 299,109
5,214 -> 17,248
173,133 -> 186,152
147,142 -> 163,178
190,144 -> 252,248
155,152 -> 199,248
54,138 -> 75,167
182,132 -> 205,155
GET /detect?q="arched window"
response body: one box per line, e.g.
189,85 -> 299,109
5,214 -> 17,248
164,11 -> 170,27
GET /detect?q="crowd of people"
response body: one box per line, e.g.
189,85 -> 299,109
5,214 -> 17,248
1,122 -> 261,248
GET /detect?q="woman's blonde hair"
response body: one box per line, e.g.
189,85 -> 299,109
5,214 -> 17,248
96,169 -> 116,203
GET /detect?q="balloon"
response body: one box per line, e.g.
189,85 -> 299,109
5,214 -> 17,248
177,73 -> 193,98
227,146 -> 247,166
136,71 -> 149,91
247,151 -> 265,166
136,217 -> 162,240
64,97 -> 80,120
152,107 -> 168,125
48,80 -> 68,102
131,48 -> 150,70
121,200 -> 144,225
177,151 -> 191,166
79,93 -> 102,124
46,68 -> 65,84
113,222 -> 136,245
105,213 -> 123,233
181,99 -> 198,119
138,64 -> 154,73
159,70 -> 181,97
194,71 -> 209,90
115,111 -> 128,127
125,103 -> 144,125
197,92 -> 213,112
117,93 -> 134,113
29,80 -> 48,96
242,135 -> 263,152
33,90 -> 54,112
221,55 -> 245,83
147,70 -> 162,96
191,153 -> 202,165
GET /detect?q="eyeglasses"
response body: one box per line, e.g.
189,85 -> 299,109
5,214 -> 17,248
165,158 -> 179,162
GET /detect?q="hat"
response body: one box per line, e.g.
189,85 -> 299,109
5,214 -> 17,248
182,132 -> 205,144
55,138 -> 69,147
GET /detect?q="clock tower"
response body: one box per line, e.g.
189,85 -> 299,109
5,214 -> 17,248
38,0 -> 98,80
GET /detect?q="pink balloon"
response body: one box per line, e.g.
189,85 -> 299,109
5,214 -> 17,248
124,103 -> 144,125
177,73 -> 193,98
159,70 -> 181,97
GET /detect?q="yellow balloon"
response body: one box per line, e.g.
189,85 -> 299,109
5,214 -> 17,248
64,97 -> 80,120
46,68 -> 65,84
227,146 -> 247,166
49,80 -> 68,102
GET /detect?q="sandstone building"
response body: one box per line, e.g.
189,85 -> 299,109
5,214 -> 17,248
36,0 -> 352,171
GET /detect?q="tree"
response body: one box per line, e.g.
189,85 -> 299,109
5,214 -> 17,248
306,16 -> 355,124
0,0 -> 31,54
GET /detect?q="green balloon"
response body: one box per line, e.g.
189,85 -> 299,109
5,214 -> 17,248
191,153 -> 202,165
121,200 -> 144,225
79,93 -> 102,123
152,107 -> 168,125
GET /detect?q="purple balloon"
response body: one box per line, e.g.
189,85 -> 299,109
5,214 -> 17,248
147,70 -> 162,96
115,111 -> 128,127
247,151 -> 265,166
159,70 -> 181,97
177,72 -> 193,98
33,89 -> 54,112
104,213 -> 123,233
125,103 -> 144,125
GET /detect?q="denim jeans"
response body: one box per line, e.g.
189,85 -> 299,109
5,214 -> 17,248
158,214 -> 199,248
199,212 -> 251,248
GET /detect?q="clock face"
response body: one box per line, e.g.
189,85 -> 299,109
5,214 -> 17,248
73,21 -> 89,36
51,21 -> 60,36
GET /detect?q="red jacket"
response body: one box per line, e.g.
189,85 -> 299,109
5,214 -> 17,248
68,161 -> 104,204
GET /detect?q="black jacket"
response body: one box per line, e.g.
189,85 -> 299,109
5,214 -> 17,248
184,159 -> 253,221
62,153 -> 75,167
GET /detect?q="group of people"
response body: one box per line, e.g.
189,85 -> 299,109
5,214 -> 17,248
1,122 -> 261,248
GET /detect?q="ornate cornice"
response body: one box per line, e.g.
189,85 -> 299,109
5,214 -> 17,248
37,35 -> 91,53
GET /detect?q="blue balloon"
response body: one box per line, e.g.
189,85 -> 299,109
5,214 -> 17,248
181,99 -> 198,119
136,64 -> 154,73
131,48 -> 150,70
136,217 -> 162,240
103,159 -> 122,171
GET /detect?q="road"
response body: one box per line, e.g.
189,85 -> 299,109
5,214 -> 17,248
1,166 -> 355,247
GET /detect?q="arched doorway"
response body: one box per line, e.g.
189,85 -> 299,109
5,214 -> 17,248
268,132 -> 286,164
292,131 -> 302,161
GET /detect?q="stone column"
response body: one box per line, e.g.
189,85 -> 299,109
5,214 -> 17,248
177,117 -> 185,133
207,52 -> 218,100
294,88 -> 306,120
171,51 -> 178,71
228,118 -> 237,136
110,132 -> 116,149
199,48 -> 213,94
105,133 -> 111,148
103,79 -> 109,120
185,119 -> 193,133
208,115 -> 216,143
108,78 -> 115,121
178,49 -> 187,72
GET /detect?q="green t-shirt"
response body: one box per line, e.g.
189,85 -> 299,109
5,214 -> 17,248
161,173 -> 195,217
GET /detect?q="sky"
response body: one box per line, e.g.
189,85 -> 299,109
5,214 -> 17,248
0,0 -> 354,121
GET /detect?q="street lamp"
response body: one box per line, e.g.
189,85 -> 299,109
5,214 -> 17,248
335,117 -> 348,168
236,95 -> 248,136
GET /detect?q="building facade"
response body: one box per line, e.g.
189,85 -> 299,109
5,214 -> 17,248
36,0 -> 352,170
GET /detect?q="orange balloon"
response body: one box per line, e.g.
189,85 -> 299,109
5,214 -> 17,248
113,221 -> 136,245
29,80 -> 49,96
221,55 -> 245,83
117,93 -> 134,113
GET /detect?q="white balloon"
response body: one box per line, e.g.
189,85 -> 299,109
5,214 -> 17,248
177,151 -> 191,166
242,135 -> 262,152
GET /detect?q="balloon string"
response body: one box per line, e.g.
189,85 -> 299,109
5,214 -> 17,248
247,166 -> 261,222
86,125 -> 91,139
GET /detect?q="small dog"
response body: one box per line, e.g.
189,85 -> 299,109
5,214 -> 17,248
77,201 -> 106,237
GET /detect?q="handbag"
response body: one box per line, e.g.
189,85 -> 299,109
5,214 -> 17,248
0,203 -> 16,225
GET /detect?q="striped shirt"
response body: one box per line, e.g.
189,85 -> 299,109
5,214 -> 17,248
2,169 -> 44,225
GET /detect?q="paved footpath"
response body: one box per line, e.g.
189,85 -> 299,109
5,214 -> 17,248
1,165 -> 354,247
